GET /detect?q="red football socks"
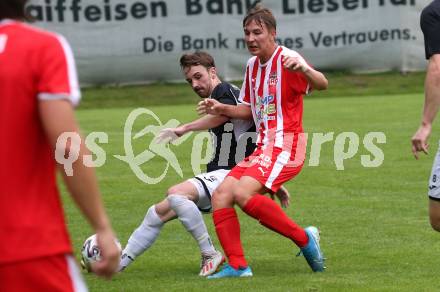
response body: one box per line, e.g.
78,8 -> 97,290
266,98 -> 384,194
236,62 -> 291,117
243,194 -> 309,247
213,208 -> 248,269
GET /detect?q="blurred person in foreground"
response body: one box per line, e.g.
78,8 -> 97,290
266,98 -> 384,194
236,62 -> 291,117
412,0 -> 440,232
0,0 -> 120,290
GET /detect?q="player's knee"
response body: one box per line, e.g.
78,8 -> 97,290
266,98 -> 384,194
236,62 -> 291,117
144,206 -> 164,228
429,214 -> 440,232
211,188 -> 233,209
429,199 -> 440,232
233,187 -> 252,208
166,186 -> 197,202
166,185 -> 181,196
167,194 -> 188,210
429,220 -> 440,232
211,189 -> 223,205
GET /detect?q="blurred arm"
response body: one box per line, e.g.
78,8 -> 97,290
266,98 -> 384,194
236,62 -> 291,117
38,99 -> 119,277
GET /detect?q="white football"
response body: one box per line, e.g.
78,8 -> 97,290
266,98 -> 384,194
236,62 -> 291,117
80,234 -> 121,272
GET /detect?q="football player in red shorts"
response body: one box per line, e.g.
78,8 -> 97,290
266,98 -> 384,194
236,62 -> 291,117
197,4 -> 329,278
0,1 -> 120,290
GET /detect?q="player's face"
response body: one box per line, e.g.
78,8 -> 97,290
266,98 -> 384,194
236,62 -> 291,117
244,20 -> 277,62
183,65 -> 215,98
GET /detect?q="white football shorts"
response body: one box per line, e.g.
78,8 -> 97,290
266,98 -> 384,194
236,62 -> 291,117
428,142 -> 440,201
187,169 -> 230,213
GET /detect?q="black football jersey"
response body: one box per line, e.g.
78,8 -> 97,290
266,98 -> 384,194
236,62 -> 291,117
206,82 -> 256,172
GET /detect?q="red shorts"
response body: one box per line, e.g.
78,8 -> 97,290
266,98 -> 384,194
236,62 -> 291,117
228,145 -> 304,192
0,254 -> 87,292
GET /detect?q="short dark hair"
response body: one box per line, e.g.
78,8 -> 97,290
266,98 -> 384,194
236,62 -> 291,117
0,0 -> 28,21
180,51 -> 216,70
243,3 -> 276,31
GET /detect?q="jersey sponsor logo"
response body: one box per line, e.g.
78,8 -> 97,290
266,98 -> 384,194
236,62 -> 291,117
268,72 -> 278,86
258,166 -> 267,176
251,153 -> 272,168
256,95 -> 277,123
258,95 -> 274,105
267,104 -> 276,114
0,35 -> 7,54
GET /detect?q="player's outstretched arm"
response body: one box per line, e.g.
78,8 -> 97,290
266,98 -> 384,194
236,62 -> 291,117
178,114 -> 229,134
197,99 -> 252,120
156,114 -> 229,144
412,55 -> 440,159
38,99 -> 120,279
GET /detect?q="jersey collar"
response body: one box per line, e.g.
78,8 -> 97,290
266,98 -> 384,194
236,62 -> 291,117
259,46 -> 282,67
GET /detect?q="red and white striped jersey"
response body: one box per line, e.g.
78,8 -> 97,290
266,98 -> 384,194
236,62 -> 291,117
0,20 -> 80,264
239,46 -> 309,148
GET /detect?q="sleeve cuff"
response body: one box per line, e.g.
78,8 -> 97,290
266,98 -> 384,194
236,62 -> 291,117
38,92 -> 81,107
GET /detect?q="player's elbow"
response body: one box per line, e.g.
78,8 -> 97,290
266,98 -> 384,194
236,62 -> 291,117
314,77 -> 328,91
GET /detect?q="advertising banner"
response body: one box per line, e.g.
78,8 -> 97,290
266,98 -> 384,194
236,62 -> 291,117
28,0 -> 429,85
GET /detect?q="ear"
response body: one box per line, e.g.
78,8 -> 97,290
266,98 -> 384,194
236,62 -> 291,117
270,29 -> 277,41
209,67 -> 217,79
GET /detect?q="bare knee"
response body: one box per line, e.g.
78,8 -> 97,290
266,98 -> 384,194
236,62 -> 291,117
233,186 -> 253,209
429,213 -> 440,232
166,184 -> 197,202
212,187 -> 234,210
154,199 -> 175,222
429,199 -> 440,232
166,185 -> 181,196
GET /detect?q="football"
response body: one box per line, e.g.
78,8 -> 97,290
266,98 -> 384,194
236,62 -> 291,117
80,234 -> 122,272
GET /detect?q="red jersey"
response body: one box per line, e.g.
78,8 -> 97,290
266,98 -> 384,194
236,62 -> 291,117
239,46 -> 309,148
0,20 -> 80,264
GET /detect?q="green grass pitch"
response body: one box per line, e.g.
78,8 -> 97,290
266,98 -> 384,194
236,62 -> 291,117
61,74 -> 440,291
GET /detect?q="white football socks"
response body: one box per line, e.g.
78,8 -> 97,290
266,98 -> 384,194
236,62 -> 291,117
122,205 -> 164,263
167,194 -> 216,255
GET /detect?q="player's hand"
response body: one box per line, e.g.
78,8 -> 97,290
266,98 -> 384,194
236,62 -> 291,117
155,128 -> 181,144
411,124 -> 431,159
196,99 -> 223,116
270,185 -> 290,208
91,229 -> 120,279
282,54 -> 311,73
